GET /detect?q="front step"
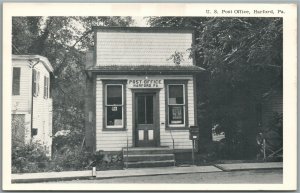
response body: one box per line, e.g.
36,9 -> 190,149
123,147 -> 175,168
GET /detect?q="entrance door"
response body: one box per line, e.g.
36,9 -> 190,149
135,93 -> 158,147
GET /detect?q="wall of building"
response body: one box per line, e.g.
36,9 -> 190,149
95,75 -> 195,151
32,62 -> 52,155
12,59 -> 52,156
96,32 -> 193,66
11,60 -> 32,114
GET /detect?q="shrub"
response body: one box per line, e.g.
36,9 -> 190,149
12,142 -> 49,173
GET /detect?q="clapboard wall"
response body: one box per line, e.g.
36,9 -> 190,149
96,31 -> 193,66
12,58 -> 53,155
95,75 -> 195,151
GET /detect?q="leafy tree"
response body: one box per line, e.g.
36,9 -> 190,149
12,16 -> 133,151
148,17 -> 282,158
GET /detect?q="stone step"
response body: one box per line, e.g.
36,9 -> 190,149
123,154 -> 174,162
122,147 -> 175,168
124,160 -> 175,168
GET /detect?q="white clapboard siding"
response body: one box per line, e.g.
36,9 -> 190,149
12,59 -> 53,154
96,78 -> 133,151
96,32 -> 193,66
96,75 -> 195,151
12,61 -> 32,113
31,62 -> 52,152
187,80 -> 195,126
159,78 -> 194,149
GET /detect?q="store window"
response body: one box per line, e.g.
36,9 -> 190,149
104,83 -> 125,129
166,81 -> 188,129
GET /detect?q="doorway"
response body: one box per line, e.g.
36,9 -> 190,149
134,90 -> 159,147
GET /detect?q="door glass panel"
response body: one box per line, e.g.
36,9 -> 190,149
148,130 -> 154,140
146,96 -> 153,124
137,95 -> 153,124
137,96 -> 146,124
138,130 -> 144,140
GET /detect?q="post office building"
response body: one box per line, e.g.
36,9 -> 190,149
85,27 -> 204,167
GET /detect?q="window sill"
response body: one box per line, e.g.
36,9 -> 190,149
103,128 -> 127,131
166,126 -> 189,130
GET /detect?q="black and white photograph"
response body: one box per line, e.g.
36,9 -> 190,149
2,3 -> 297,191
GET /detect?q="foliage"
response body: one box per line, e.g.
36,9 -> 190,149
12,17 -> 133,151
264,112 -> 283,150
148,17 -> 283,158
52,129 -> 83,153
12,143 -> 122,173
11,114 -> 25,146
167,51 -> 184,65
12,142 -> 49,173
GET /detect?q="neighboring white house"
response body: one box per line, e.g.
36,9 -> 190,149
12,55 -> 53,157
85,27 -> 204,154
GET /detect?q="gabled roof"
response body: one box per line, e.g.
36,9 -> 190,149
87,65 -> 204,75
12,55 -> 54,72
92,26 -> 195,33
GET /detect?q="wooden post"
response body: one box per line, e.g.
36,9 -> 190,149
92,167 -> 96,177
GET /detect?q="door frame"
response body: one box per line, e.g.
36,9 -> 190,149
132,89 -> 160,147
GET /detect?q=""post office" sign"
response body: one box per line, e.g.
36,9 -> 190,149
128,78 -> 164,89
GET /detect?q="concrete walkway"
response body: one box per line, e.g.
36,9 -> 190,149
96,165 -> 221,179
11,162 -> 283,183
12,170 -> 93,183
214,162 -> 283,171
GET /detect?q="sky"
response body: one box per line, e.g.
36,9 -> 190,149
132,17 -> 149,27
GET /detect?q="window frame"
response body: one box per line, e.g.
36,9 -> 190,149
103,80 -> 126,131
12,67 -> 21,95
165,80 -> 189,130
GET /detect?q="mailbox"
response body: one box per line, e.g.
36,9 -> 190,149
189,126 -> 199,140
31,128 -> 38,137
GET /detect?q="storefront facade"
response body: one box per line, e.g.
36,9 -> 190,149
85,27 -> 204,153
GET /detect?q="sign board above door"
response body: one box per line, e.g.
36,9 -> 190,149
128,78 -> 164,89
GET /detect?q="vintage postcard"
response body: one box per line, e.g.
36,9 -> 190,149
2,3 -> 297,191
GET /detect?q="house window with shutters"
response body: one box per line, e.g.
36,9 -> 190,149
44,76 -> 49,99
12,67 -> 21,95
33,69 -> 40,97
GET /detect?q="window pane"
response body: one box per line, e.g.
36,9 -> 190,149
169,105 -> 184,124
146,96 -> 153,124
137,96 -> 145,124
12,68 -> 21,95
137,95 -> 153,124
107,85 -> 122,105
169,85 -> 184,104
107,106 -> 122,126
